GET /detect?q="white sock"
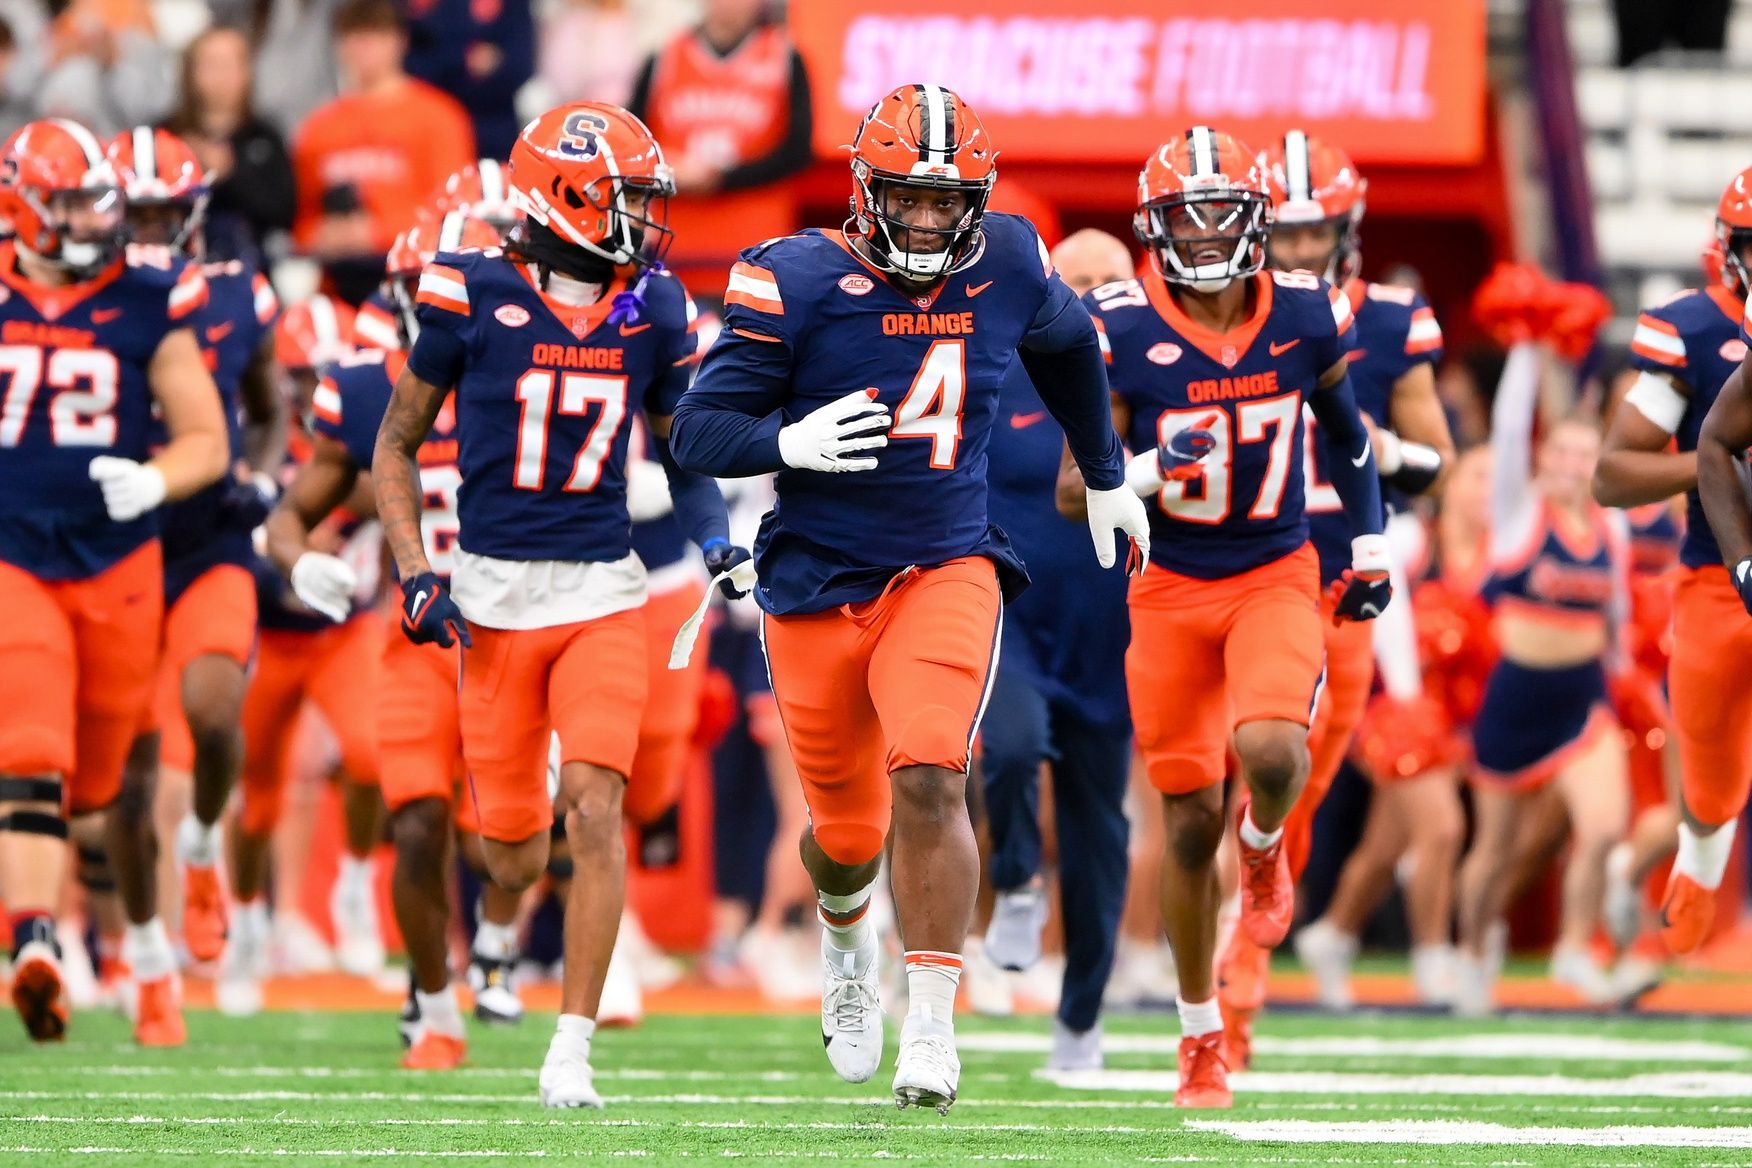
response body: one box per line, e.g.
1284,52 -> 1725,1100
338,853 -> 375,896
415,985 -> 464,1038
474,919 -> 519,962
818,887 -> 875,959
177,814 -> 221,867
1676,820 -> 1738,890
124,918 -> 176,982
1239,809 -> 1282,851
904,950 -> 962,1038
549,1012 -> 597,1060
1176,994 -> 1222,1038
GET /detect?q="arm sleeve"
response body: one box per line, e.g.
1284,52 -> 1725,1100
667,325 -> 793,477
1019,277 -> 1124,491
1307,370 -> 1386,539
716,52 -> 815,192
651,432 -> 731,549
1488,342 -> 1542,557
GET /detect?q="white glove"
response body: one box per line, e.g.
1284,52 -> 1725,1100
1085,485 -> 1151,573
778,389 -> 890,473
87,456 -> 166,522
625,457 -> 674,522
289,552 -> 358,622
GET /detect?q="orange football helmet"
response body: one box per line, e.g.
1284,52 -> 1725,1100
1134,127 -> 1271,292
0,118 -> 124,275
1715,165 -> 1752,297
107,126 -> 209,254
276,293 -> 358,371
1259,129 -> 1366,285
847,84 -> 997,280
505,102 -> 673,277
386,209 -> 502,347
430,157 -> 518,232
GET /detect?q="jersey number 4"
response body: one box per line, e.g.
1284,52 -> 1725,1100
889,339 -> 966,469
1154,391 -> 1299,523
512,369 -> 629,492
0,345 -> 121,448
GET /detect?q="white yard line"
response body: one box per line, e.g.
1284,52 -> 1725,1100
1045,1069 -> 1752,1098
961,1032 -> 1750,1062
1187,1119 -> 1752,1148
6,1116 -> 1156,1135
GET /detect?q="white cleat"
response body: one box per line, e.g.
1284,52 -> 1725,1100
1293,920 -> 1358,1012
331,874 -> 385,977
740,925 -> 818,1003
985,880 -> 1048,971
1551,944 -> 1617,1005
892,1029 -> 960,1114
597,937 -> 643,1027
538,1047 -> 605,1109
217,903 -> 270,1018
272,912 -> 336,975
821,931 -> 883,1084
964,938 -> 1015,1019
1046,1019 -> 1103,1072
1410,943 -> 1458,1007
467,952 -> 525,1026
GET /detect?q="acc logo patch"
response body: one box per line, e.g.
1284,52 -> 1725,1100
1146,341 -> 1182,365
838,274 -> 874,296
495,304 -> 530,327
1723,339 -> 1748,363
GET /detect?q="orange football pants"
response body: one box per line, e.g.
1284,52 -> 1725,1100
376,613 -> 479,833
760,557 -> 1003,868
459,608 -> 648,845
150,564 -> 258,771
1285,593 -> 1375,879
1669,566 -> 1752,826
627,580 -> 710,827
1127,544 -> 1326,796
0,540 -> 163,813
238,619 -> 383,837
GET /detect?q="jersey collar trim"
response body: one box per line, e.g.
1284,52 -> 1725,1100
1705,283 -> 1746,326
516,263 -> 627,341
0,241 -> 125,322
1143,269 -> 1274,369
826,230 -> 953,311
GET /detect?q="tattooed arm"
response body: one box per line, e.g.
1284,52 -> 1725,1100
372,366 -> 451,580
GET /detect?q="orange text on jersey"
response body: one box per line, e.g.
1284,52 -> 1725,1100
3,321 -> 96,349
530,344 -> 625,370
1186,370 -> 1281,404
881,311 -> 976,337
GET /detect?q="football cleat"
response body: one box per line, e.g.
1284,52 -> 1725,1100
402,1028 -> 467,1070
467,952 -> 524,1026
1236,805 -> 1294,949
1658,872 -> 1715,956
181,863 -> 228,964
398,977 -> 420,1050
985,880 -> 1048,972
1047,1019 -> 1104,1072
217,902 -> 269,1018
1175,1033 -> 1232,1108
331,869 -> 386,977
11,940 -> 69,1041
133,975 -> 186,1047
892,1030 -> 960,1114
538,1047 -> 605,1109
820,930 -> 884,1084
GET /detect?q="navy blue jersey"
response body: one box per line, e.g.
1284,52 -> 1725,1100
1090,268 -> 1356,580
1633,285 -> 1743,569
404,249 -> 697,564
311,347 -> 462,584
676,213 -> 1114,615
1305,282 -> 1444,585
159,259 -> 278,601
987,363 -> 1129,730
354,287 -> 402,353
0,243 -> 207,579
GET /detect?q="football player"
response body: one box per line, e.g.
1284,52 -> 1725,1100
0,119 -> 228,1042
1069,127 -> 1388,1107
372,103 -> 746,1107
670,84 -> 1148,1113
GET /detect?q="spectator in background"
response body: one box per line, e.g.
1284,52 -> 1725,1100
249,0 -> 341,134
0,16 -> 34,140
290,0 -> 474,304
162,24 -> 296,262
630,0 -> 813,292
36,0 -> 176,136
539,0 -> 641,108
403,0 -> 533,161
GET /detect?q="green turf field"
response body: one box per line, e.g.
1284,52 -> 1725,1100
4,1008 -> 1752,1167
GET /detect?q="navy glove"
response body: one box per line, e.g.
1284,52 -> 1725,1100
1157,422 -> 1219,482
400,571 -> 471,648
702,538 -> 755,600
220,474 -> 277,529
1735,557 -> 1752,618
1327,568 -> 1392,623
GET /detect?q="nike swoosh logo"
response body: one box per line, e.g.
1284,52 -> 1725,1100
206,322 -> 234,342
1010,412 -> 1046,429
409,590 -> 429,622
619,322 -> 652,336
965,280 -> 993,298
1351,447 -> 1372,468
92,308 -> 123,323
1269,339 -> 1300,357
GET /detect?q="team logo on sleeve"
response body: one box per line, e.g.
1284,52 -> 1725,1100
495,304 -> 530,327
1146,342 -> 1182,365
1723,339 -> 1748,362
838,274 -> 874,296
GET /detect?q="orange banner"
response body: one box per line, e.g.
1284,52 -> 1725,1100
791,0 -> 1486,167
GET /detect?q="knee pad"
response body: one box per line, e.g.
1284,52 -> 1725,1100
813,821 -> 885,868
888,704 -> 971,774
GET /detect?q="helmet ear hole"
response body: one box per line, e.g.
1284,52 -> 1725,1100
562,186 -> 587,211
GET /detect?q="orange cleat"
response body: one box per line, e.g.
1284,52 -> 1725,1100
133,976 -> 187,1047
1216,931 -> 1268,1070
1175,1033 -> 1233,1108
1659,872 -> 1716,956
183,864 -> 228,963
402,1029 -> 467,1070
10,942 -> 69,1042
1236,806 -> 1294,949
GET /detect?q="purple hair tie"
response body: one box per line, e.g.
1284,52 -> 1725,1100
607,263 -> 664,325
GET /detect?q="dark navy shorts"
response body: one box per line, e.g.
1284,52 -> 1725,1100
1472,657 -> 1610,788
